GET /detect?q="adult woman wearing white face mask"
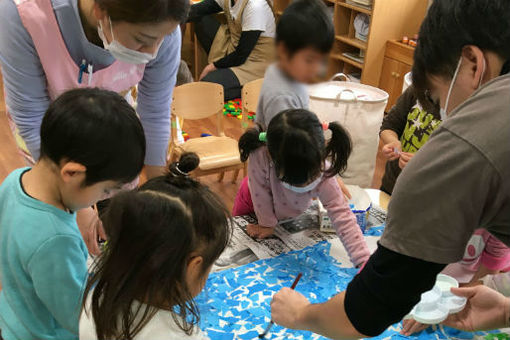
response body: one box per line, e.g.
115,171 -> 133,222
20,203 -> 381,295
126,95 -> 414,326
0,0 -> 188,254
269,0 -> 510,338
0,0 -> 188,177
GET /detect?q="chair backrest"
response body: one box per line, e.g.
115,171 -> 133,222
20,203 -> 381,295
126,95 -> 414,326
170,82 -> 225,145
172,82 -> 224,120
241,78 -> 264,129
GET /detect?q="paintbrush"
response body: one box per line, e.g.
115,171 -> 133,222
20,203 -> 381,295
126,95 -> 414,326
258,273 -> 303,339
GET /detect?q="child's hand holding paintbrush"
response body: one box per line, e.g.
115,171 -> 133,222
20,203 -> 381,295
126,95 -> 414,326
259,273 -> 304,338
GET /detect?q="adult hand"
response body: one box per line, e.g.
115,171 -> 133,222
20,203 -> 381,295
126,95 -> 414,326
271,287 -> 311,329
398,152 -> 414,169
76,206 -> 106,256
382,141 -> 402,161
199,63 -> 217,81
442,286 -> 510,331
246,224 -> 274,239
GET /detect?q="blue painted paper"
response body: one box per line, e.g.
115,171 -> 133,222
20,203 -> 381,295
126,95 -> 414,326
197,241 -> 500,340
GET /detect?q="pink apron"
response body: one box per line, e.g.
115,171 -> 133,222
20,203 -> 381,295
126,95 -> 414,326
8,0 -> 146,164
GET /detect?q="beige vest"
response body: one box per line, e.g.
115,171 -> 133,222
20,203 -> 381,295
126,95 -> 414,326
208,0 -> 275,85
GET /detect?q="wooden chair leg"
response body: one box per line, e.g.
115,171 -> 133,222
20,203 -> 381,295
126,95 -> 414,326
232,169 -> 240,183
217,171 -> 225,182
169,148 -> 182,165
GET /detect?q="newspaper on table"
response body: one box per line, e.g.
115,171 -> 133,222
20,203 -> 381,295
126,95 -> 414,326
214,202 -> 337,271
213,194 -> 388,271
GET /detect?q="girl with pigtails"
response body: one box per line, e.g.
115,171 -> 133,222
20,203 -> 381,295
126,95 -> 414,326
233,109 -> 370,268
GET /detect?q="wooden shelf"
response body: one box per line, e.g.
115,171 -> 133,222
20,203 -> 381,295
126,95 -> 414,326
330,53 -> 364,69
337,1 -> 372,15
336,35 -> 367,50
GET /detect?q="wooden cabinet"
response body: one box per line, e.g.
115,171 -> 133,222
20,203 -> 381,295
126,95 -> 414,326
379,41 -> 415,112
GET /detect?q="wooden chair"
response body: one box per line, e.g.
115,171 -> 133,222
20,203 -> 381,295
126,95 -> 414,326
241,78 -> 264,130
168,82 -> 245,182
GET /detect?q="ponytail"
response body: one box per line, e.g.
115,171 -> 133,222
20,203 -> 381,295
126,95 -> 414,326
169,152 -> 199,178
238,126 -> 266,162
324,122 -> 352,177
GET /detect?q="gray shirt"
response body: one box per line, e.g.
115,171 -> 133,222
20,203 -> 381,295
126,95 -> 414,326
0,0 -> 181,166
380,74 -> 510,264
255,63 -> 309,129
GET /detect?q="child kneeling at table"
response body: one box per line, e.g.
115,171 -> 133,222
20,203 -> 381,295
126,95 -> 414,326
233,109 -> 370,268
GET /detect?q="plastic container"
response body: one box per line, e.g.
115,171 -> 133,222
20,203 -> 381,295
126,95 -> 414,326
407,274 -> 467,324
308,74 -> 388,188
319,185 -> 372,232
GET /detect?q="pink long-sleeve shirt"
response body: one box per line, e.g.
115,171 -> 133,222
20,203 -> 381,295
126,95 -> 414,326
442,229 -> 510,283
248,147 -> 370,266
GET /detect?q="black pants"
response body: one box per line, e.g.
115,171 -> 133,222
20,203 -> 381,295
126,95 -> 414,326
195,15 -> 242,100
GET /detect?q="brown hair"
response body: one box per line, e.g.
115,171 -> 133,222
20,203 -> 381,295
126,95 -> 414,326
82,153 -> 231,340
95,0 -> 190,24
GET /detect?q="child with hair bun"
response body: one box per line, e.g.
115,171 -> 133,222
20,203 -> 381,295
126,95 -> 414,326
80,153 -> 231,340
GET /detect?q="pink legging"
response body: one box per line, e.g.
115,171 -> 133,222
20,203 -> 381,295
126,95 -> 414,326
232,177 -> 255,216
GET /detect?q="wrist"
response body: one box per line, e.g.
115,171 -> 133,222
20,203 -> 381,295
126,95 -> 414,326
381,130 -> 399,145
296,302 -> 314,330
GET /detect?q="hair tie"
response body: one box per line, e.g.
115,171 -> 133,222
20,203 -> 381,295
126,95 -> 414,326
259,132 -> 267,142
322,122 -> 330,131
173,162 -> 189,177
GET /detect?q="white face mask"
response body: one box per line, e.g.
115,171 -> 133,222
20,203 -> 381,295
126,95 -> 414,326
282,176 -> 322,194
440,56 -> 486,121
98,17 -> 161,64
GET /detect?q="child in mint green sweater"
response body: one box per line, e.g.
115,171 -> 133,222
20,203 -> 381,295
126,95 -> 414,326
0,88 -> 145,340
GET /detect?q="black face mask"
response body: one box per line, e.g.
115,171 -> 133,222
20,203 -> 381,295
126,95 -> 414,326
501,60 -> 510,75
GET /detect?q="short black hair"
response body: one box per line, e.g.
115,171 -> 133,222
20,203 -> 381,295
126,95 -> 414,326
239,109 -> 352,186
276,0 -> 334,55
413,0 -> 510,93
40,88 -> 146,186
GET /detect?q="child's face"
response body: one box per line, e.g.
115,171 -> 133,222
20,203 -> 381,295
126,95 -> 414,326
58,162 -> 124,211
277,44 -> 327,83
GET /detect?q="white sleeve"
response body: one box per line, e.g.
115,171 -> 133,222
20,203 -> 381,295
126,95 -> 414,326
241,0 -> 272,32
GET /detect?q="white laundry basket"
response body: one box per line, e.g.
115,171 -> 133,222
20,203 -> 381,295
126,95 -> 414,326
308,74 -> 388,188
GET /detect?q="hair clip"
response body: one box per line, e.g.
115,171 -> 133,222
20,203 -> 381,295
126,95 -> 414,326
259,132 -> 267,142
322,122 -> 330,131
173,162 -> 189,177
